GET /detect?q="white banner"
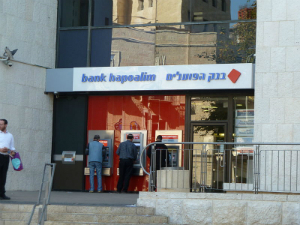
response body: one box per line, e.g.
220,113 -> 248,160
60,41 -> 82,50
73,63 -> 254,92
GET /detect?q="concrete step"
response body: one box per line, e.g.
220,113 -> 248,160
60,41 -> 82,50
44,222 -> 170,225
0,204 -> 35,212
46,213 -> 168,224
0,204 -> 154,215
46,205 -> 155,215
0,204 -> 169,224
0,212 -> 32,220
0,219 -> 33,225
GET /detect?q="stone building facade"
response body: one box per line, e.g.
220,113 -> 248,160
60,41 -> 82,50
0,0 -> 56,190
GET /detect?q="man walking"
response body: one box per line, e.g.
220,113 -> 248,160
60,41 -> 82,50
116,134 -> 137,193
0,119 -> 16,200
86,135 -> 105,193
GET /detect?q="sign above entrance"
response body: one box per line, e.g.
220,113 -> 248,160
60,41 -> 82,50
46,64 -> 254,92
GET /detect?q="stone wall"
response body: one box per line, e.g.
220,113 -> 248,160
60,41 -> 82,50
254,0 -> 300,143
137,192 -> 300,224
254,0 -> 300,192
0,0 -> 57,190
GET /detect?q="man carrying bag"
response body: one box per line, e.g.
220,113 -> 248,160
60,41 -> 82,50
0,119 -> 16,200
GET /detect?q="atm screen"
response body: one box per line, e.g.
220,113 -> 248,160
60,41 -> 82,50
168,146 -> 179,167
134,143 -> 140,165
103,147 -> 109,163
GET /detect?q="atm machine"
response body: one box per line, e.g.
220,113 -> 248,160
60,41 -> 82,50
119,130 -> 147,176
167,145 -> 180,167
155,130 -> 182,168
84,130 -> 114,177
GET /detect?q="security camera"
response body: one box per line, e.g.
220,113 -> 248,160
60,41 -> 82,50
3,60 -> 12,67
1,47 -> 17,67
4,47 -> 18,59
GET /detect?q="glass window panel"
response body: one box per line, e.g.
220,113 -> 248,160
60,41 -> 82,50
59,23 -> 256,67
109,26 -> 156,66
190,0 -> 256,22
234,96 -> 254,111
154,22 -> 255,65
91,29 -> 113,67
233,96 -> 254,143
57,30 -> 88,68
112,0 -> 156,25
191,97 -> 228,121
59,0 -> 256,27
192,124 -> 226,189
60,0 -> 89,27
93,0 -> 113,26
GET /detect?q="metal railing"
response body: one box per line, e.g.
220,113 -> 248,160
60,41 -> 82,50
140,142 -> 300,194
27,163 -> 56,225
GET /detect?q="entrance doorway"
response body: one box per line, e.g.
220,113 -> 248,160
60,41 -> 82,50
191,123 -> 227,192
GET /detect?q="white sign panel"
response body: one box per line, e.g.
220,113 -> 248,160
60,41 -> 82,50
235,118 -> 254,127
73,64 -> 254,92
235,128 -> 254,136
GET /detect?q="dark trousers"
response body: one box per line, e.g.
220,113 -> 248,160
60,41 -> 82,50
117,159 -> 133,192
0,154 -> 9,196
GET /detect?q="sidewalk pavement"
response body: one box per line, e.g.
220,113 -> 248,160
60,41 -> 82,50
0,191 -> 139,207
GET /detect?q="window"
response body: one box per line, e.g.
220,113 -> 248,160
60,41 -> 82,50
222,0 -> 226,12
212,0 -> 217,7
110,54 -> 115,67
138,0 -> 144,10
60,0 -> 89,27
191,97 -> 228,121
149,0 -> 153,7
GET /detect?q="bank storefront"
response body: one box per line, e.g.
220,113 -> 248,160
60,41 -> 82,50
46,63 -> 254,192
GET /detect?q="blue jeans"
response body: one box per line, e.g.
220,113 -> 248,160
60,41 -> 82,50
89,161 -> 102,191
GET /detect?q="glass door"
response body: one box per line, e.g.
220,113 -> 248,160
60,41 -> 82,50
191,123 -> 227,192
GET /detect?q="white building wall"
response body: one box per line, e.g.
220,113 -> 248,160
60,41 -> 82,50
0,0 -> 57,190
255,0 -> 300,143
255,0 -> 300,191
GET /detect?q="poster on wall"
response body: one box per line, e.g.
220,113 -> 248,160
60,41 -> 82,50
235,128 -> 254,137
234,137 -> 253,143
235,117 -> 254,127
236,109 -> 254,117
234,109 -> 254,154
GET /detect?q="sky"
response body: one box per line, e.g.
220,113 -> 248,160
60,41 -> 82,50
230,0 -> 256,20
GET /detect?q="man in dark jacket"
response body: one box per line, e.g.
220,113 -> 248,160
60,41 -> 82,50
147,135 -> 169,170
116,134 -> 137,193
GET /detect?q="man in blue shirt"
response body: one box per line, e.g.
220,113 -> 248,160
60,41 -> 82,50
86,135 -> 105,193
116,134 -> 137,193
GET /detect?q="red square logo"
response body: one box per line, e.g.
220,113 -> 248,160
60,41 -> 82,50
228,69 -> 241,83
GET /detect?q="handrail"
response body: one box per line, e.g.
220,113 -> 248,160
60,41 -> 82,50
27,163 -> 56,225
140,142 -> 300,176
140,142 -> 300,193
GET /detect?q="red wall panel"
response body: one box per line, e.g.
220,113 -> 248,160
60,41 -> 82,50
85,95 -> 185,192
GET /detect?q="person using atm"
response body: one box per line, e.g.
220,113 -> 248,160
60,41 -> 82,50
147,135 -> 170,170
116,134 -> 137,193
86,135 -> 105,193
